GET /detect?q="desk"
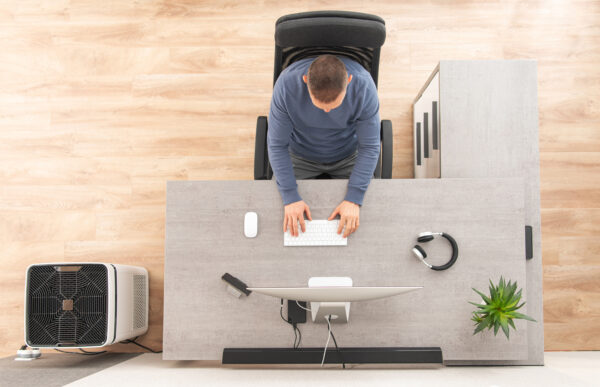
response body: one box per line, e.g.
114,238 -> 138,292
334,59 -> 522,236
163,178 -> 530,363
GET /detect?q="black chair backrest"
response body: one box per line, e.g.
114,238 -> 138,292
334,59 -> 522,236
273,11 -> 386,87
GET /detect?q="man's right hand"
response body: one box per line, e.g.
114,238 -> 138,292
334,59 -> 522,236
284,200 -> 312,237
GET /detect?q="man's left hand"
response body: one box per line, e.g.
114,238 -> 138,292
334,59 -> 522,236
328,200 -> 360,238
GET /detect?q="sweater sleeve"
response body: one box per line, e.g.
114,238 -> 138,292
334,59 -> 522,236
267,79 -> 303,205
344,80 -> 381,206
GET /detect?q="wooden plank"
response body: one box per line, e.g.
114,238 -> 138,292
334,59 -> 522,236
543,266 -> 600,350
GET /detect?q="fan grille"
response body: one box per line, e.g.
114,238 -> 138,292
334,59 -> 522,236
26,264 -> 108,346
132,274 -> 147,330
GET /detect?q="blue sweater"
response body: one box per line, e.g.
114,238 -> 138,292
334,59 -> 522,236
267,56 -> 380,206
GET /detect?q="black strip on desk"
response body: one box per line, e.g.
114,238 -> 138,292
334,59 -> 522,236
416,122 -> 421,166
223,347 -> 443,365
423,112 -> 429,158
432,101 -> 438,150
525,226 -> 533,259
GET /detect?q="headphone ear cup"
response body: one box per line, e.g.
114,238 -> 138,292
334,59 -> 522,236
413,245 -> 427,259
417,235 -> 434,243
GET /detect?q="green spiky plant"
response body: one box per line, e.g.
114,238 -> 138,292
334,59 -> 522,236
470,277 -> 536,339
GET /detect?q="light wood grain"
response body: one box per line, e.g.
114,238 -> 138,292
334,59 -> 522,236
0,0 -> 598,356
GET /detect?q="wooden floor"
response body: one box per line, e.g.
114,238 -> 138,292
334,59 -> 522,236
0,1 -> 598,356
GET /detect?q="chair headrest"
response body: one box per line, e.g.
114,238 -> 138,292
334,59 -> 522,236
275,11 -> 386,48
276,11 -> 385,26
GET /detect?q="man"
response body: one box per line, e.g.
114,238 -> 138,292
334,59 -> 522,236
267,54 -> 380,238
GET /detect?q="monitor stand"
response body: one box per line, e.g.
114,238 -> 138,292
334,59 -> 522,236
309,277 -> 352,323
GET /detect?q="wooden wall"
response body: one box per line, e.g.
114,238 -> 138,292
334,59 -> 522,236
0,0 -> 598,356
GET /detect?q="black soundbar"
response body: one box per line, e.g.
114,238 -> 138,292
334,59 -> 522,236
223,347 -> 443,365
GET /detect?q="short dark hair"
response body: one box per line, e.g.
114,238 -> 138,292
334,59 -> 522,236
307,55 -> 347,103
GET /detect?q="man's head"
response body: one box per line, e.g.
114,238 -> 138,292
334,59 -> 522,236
302,55 -> 353,113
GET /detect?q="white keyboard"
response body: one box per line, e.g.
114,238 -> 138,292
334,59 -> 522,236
284,220 -> 347,246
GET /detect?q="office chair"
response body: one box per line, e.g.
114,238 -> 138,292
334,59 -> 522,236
254,11 -> 393,180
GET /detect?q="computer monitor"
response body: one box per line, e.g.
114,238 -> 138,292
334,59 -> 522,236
249,277 -> 422,323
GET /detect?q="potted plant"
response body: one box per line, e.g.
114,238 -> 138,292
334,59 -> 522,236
470,277 -> 536,339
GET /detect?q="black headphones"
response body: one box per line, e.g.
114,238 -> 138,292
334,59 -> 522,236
412,232 -> 459,271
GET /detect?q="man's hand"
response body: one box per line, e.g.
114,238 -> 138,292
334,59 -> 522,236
284,200 -> 312,237
328,200 -> 360,238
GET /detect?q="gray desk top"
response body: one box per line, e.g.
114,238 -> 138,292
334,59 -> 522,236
163,179 -> 529,362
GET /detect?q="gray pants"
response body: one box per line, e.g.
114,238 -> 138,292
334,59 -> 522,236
290,151 -> 358,180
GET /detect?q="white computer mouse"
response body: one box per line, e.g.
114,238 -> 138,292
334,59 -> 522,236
244,212 -> 258,238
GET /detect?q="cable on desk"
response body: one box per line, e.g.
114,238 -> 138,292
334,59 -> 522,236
292,323 -> 298,348
296,300 -> 311,311
294,324 -> 302,349
328,319 -> 346,369
280,299 -> 302,349
320,315 -> 332,367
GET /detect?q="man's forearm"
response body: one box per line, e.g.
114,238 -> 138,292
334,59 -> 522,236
345,143 -> 380,205
267,144 -> 302,205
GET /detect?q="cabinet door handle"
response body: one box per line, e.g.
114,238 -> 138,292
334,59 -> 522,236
432,101 -> 438,150
525,225 -> 533,260
423,112 -> 429,158
416,122 -> 422,166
